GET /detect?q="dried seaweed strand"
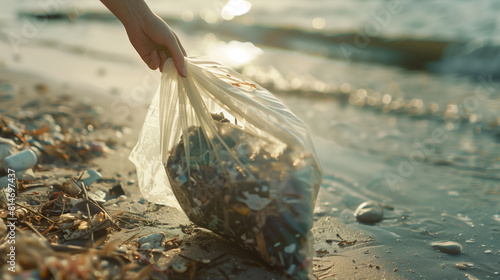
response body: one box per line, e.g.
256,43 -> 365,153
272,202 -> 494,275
14,202 -> 55,224
20,221 -> 45,239
79,182 -> 95,246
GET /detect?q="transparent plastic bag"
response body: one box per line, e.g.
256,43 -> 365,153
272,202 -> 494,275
130,58 -> 322,279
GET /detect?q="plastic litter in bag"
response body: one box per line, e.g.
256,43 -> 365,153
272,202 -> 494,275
130,58 -> 322,279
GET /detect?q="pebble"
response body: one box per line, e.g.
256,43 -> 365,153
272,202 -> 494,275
35,83 -> 49,95
431,241 -> 462,255
354,201 -> 384,224
171,263 -> 187,273
284,243 -> 296,253
456,263 -> 473,270
116,246 -> 127,253
138,232 -> 165,248
61,179 -> 82,196
100,260 -> 109,267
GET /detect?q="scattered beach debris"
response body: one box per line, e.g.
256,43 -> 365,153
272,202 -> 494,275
138,232 -> 165,249
431,241 -> 462,255
0,94 -> 138,278
0,87 -> 321,279
354,201 -> 384,224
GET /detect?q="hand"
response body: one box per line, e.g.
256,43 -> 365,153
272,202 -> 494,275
124,14 -> 187,76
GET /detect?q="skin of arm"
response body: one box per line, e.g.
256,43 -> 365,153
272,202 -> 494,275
100,0 -> 187,77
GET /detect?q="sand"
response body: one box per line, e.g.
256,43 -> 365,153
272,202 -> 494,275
0,65 -> 404,280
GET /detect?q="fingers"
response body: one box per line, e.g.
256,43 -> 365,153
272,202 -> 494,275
147,50 -> 160,70
170,44 -> 187,77
159,50 -> 167,72
161,31 -> 187,77
138,15 -> 187,76
173,31 -> 187,57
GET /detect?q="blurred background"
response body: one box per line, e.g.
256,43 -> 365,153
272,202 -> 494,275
1,0 -> 499,278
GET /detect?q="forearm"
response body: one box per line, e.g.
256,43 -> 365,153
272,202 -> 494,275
100,0 -> 152,27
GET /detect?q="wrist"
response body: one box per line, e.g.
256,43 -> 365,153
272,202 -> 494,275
101,0 -> 153,29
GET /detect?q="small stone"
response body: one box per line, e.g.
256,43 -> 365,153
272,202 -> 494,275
138,232 -> 165,248
354,201 -> 384,224
466,274 -> 480,280
101,260 -> 109,267
171,262 -> 187,273
284,243 -> 296,253
116,246 -> 127,253
35,83 -> 49,95
431,241 -> 462,255
456,263 -> 473,270
151,248 -> 164,253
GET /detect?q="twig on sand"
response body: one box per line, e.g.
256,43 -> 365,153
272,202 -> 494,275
78,181 -> 95,246
217,268 -> 231,280
20,221 -> 45,239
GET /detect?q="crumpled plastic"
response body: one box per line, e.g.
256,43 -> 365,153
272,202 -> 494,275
130,58 -> 322,279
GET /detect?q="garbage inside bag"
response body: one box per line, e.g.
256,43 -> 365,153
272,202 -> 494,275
130,58 -> 322,279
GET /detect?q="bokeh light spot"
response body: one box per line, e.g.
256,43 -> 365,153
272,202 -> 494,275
221,0 -> 252,21
312,17 -> 325,30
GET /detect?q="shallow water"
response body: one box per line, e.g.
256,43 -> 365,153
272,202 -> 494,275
1,1 -> 500,278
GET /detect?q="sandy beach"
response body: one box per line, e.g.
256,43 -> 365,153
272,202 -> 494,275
0,65 -> 400,280
2,1 -> 500,279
